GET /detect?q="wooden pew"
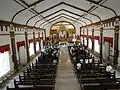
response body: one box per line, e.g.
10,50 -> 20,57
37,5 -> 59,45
100,82 -> 120,90
22,72 -> 56,80
14,79 -> 55,88
7,85 -> 54,90
80,78 -> 120,84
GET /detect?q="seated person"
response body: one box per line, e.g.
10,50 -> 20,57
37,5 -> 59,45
106,63 -> 113,78
76,62 -> 81,70
80,59 -> 83,63
85,59 -> 89,64
106,63 -> 113,72
53,59 -> 57,64
89,59 -> 93,63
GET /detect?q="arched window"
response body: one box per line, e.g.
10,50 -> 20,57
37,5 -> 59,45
36,41 -> 39,51
94,40 -> 100,53
84,37 -> 87,46
0,51 -> 10,78
88,39 -> 92,49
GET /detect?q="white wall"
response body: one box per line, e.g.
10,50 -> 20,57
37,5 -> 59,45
88,39 -> 92,49
19,46 -> 27,64
27,33 -> 34,56
103,29 -> 114,62
103,42 -> 109,59
15,32 -> 27,65
87,26 -> 116,65
0,31 -> 14,81
35,32 -> 38,39
84,37 -> 87,46
118,28 -> 120,66
94,30 -> 100,36
35,32 -> 39,51
28,33 -> 33,40
84,30 -> 87,35
88,30 -> 92,36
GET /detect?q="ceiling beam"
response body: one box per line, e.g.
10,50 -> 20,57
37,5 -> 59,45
53,24 -> 71,26
81,0 -> 106,17
26,2 -> 63,25
34,9 -> 92,26
62,2 -> 101,21
62,13 -> 87,25
86,0 -> 117,17
26,2 -> 101,25
18,0 -> 50,24
39,13 -> 63,27
12,0 -> 45,22
40,13 -> 85,28
42,16 -> 83,28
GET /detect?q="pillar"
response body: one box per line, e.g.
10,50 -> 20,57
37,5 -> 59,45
113,18 -> 119,66
38,32 -> 41,50
83,29 -> 85,46
10,31 -> 18,70
92,27 -> 94,51
80,27 -> 82,41
44,29 -> 46,40
100,25 -> 103,64
25,32 -> 30,62
42,32 -> 44,47
87,27 -> 89,47
33,32 -> 36,53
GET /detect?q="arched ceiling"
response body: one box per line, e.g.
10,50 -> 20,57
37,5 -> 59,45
0,0 -> 120,28
51,21 -> 74,30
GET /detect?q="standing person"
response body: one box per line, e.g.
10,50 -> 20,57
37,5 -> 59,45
106,63 -> 113,78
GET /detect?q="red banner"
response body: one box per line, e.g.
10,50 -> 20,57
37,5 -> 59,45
16,41 -> 25,48
0,44 -> 10,53
94,36 -> 100,40
35,38 -> 39,41
104,37 -> 113,47
40,37 -> 43,40
28,39 -> 34,43
80,35 -> 87,37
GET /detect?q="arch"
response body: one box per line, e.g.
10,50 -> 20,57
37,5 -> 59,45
42,16 -> 83,28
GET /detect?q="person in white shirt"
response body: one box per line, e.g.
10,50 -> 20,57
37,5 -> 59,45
85,59 -> 89,64
106,63 -> 113,78
106,63 -> 113,72
76,63 -> 81,70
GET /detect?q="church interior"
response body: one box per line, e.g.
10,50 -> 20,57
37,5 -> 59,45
0,0 -> 120,90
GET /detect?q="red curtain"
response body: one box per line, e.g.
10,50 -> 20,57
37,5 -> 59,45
35,38 -> 39,42
88,35 -> 92,39
80,35 -> 83,37
104,37 -> 113,47
93,36 -> 113,47
16,41 -> 25,48
80,35 -> 87,37
28,39 -> 34,43
0,44 -> 10,53
40,37 -> 43,40
94,36 -> 100,40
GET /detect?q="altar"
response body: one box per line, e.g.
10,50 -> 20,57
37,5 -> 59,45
50,21 -> 76,43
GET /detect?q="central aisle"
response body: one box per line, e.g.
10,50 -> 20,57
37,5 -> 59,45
55,45 -> 80,90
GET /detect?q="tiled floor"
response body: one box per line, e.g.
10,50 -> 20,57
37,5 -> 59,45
55,45 -> 80,90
